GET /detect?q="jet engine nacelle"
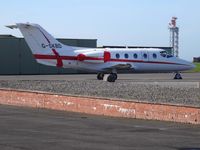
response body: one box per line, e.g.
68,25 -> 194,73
77,51 -> 111,63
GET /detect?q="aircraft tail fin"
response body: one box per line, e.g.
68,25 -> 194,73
6,23 -> 74,55
6,23 -> 75,67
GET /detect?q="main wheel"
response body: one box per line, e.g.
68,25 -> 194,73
111,73 -> 118,80
97,73 -> 104,80
107,74 -> 117,82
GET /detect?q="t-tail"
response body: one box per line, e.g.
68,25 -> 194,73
6,23 -> 74,67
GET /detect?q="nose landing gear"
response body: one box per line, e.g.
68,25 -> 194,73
174,72 -> 182,79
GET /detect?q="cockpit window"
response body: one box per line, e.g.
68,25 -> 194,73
167,54 -> 173,58
160,51 -> 167,57
160,51 -> 173,58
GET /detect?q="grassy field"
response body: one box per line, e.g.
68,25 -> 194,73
191,63 -> 200,72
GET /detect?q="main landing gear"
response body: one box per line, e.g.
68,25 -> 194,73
97,73 -> 104,80
174,72 -> 182,80
97,73 -> 118,82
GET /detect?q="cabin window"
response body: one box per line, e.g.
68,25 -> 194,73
124,53 -> 129,59
116,53 -> 120,59
143,53 -> 147,59
153,53 -> 157,59
133,53 -> 138,59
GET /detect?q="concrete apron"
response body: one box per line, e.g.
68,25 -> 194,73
0,88 -> 199,124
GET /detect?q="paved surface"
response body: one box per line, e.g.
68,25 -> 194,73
0,73 -> 200,81
0,104 -> 200,150
0,73 -> 200,107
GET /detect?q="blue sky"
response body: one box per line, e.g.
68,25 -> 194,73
0,0 -> 200,61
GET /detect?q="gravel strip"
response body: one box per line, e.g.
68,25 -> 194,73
0,80 -> 200,107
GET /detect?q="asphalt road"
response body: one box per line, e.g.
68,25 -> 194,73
0,105 -> 200,150
0,73 -> 199,81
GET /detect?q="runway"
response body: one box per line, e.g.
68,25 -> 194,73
0,105 -> 200,150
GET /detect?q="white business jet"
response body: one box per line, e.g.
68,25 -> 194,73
7,23 -> 195,82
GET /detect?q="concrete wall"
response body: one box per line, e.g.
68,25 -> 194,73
0,37 -> 97,75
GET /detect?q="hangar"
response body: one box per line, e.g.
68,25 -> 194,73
0,35 -> 97,75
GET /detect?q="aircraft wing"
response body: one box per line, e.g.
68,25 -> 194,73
103,63 -> 134,71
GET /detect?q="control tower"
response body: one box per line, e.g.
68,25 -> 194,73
169,17 -> 179,57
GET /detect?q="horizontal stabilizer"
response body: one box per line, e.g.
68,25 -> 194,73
6,23 -> 32,29
5,24 -> 18,29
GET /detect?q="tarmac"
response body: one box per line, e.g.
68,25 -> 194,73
0,104 -> 200,150
0,72 -> 199,81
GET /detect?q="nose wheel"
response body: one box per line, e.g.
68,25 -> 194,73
174,73 -> 182,79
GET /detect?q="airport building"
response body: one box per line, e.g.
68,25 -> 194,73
0,35 -> 97,75
193,57 -> 200,62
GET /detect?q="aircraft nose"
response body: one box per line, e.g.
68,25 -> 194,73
176,58 -> 195,71
189,63 -> 196,70
184,61 -> 195,70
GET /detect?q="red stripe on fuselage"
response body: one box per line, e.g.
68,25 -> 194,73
34,54 -> 77,60
34,54 -> 104,61
33,54 -> 187,66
